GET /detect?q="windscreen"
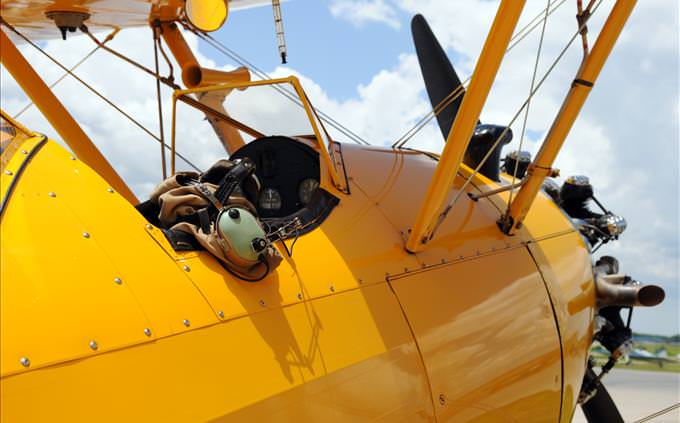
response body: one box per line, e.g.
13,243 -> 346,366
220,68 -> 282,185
173,78 -> 342,190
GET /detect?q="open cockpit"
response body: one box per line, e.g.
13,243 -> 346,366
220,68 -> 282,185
135,77 -> 344,277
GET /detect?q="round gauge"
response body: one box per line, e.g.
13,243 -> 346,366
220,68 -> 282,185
258,187 -> 282,211
298,178 -> 320,205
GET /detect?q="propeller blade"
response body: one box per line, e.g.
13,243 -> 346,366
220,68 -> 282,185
580,368 -> 624,423
411,14 -> 472,140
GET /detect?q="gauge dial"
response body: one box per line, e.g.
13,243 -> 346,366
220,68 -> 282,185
259,187 -> 282,211
298,178 -> 319,205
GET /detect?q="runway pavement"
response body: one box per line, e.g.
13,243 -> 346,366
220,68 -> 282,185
572,369 -> 679,422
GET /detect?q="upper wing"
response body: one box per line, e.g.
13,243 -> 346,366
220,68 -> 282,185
0,0 -> 272,41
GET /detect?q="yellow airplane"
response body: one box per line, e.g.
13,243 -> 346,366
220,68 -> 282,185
0,1 -> 666,422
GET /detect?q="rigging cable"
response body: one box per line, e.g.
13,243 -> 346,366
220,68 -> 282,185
81,25 -> 180,90
0,20 -> 200,171
187,26 -> 371,145
391,0 -> 569,149
505,0 -> 552,219
428,0 -> 604,240
203,0 -> 572,150
12,28 -> 119,119
632,404 -> 680,423
197,30 -> 370,145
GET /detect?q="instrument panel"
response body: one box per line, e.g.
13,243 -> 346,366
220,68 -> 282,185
230,136 -> 321,218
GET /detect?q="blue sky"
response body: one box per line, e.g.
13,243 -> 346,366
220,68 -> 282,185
204,1 -> 414,100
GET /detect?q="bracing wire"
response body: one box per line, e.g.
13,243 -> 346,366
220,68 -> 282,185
633,404 -> 680,423
187,27 -> 371,145
198,31 -> 370,145
428,0 -> 604,239
14,29 -> 110,119
505,0 -> 552,217
82,26 -> 180,90
1,20 -> 201,172
391,0 -> 569,149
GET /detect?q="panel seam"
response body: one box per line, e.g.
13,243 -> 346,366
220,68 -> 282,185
385,278 -> 439,422
526,244 -> 565,423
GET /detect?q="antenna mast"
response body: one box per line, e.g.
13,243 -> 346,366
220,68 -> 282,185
272,0 -> 288,64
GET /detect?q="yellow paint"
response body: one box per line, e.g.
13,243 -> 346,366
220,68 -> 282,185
1,285 -> 434,422
1,139 -> 218,377
406,0 -> 526,252
342,144 -> 595,422
527,233 -> 595,423
390,247 -> 562,422
1,129 -> 597,421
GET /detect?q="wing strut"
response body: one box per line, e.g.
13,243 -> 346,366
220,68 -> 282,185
501,0 -> 637,234
405,0 -> 526,253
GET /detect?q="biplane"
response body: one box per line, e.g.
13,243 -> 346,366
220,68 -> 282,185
0,0 -> 667,421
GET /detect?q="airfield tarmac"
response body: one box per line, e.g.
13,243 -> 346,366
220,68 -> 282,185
571,369 -> 679,422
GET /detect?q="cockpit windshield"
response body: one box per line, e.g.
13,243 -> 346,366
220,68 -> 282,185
171,77 -> 345,192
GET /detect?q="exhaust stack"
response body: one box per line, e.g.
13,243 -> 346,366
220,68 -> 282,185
595,274 -> 665,308
593,256 -> 665,309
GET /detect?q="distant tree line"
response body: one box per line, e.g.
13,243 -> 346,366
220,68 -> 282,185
633,332 -> 680,343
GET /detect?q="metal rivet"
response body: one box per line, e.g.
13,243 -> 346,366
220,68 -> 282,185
145,224 -> 153,230
329,285 -> 335,293
107,188 -> 114,193
4,170 -> 13,175
113,277 -> 122,285
441,259 -> 446,264
459,255 -> 464,260
297,293 -> 303,300
259,300 -> 266,307
69,156 -> 76,160
143,328 -> 152,337
48,192 -> 56,197
217,310 -> 225,318
89,340 -> 98,350
183,265 -> 190,272
358,278 -> 363,284
82,232 -> 90,239
20,149 -> 28,154
404,267 -> 409,273
183,319 -> 190,327
20,357 -> 30,367
439,394 -> 446,405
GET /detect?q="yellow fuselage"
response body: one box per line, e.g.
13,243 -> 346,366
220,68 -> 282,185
0,131 -> 594,422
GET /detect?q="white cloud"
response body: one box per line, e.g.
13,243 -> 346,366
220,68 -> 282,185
330,0 -> 401,30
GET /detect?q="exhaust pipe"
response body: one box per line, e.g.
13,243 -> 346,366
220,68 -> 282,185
595,274 -> 665,308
